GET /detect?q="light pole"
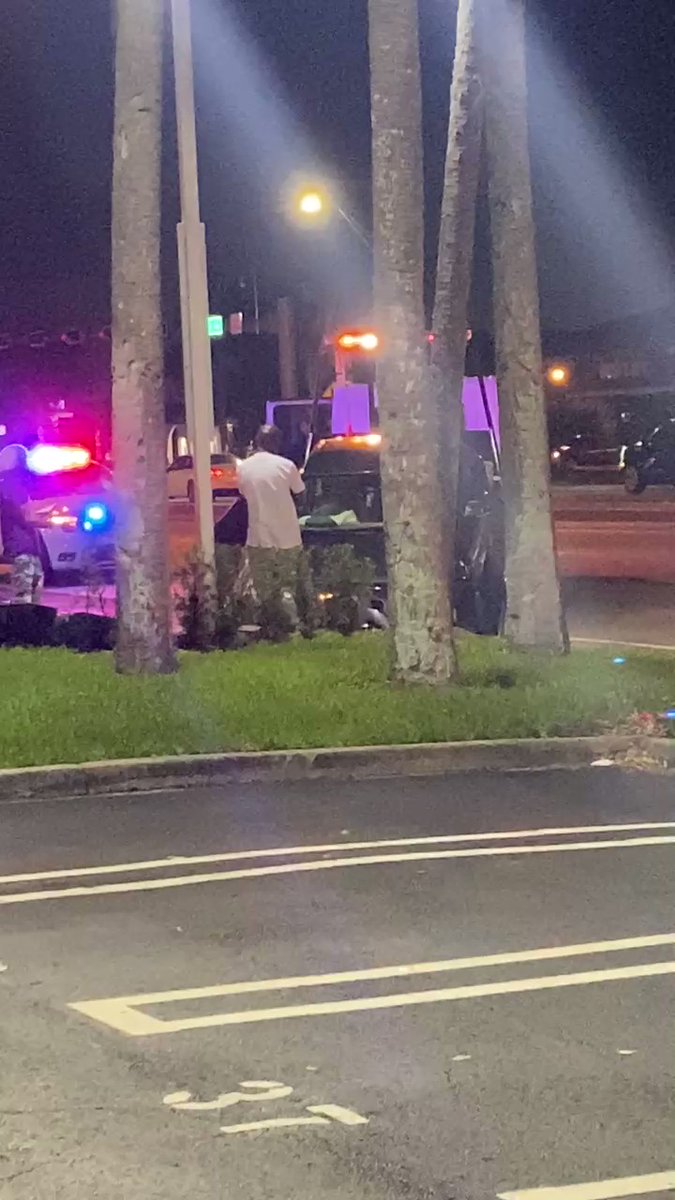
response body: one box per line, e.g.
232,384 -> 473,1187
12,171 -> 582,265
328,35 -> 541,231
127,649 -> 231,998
171,0 -> 215,567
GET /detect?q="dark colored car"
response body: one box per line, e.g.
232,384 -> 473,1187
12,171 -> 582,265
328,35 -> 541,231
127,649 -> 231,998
621,419 -> 675,493
549,433 -> 621,480
300,433 -> 505,635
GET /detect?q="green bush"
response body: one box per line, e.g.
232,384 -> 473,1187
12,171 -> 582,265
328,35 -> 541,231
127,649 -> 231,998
313,544 -> 375,636
174,550 -> 216,651
214,545 -> 251,648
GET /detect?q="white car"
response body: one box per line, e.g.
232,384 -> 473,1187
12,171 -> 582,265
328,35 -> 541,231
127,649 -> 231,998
167,453 -> 239,503
25,461 -> 115,581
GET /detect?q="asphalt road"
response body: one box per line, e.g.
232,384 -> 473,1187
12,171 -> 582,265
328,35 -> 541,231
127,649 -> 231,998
552,486 -> 675,586
2,769 -> 674,1199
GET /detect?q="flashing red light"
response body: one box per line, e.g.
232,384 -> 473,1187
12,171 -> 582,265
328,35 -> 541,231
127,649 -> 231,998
426,330 -> 471,345
27,444 -> 92,476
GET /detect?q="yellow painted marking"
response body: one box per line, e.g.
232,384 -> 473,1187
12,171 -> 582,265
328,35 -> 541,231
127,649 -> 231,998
69,932 -> 675,1037
306,1104 -> 369,1126
163,1081 -> 293,1111
5,835 -> 675,906
220,1116 -> 328,1134
5,822 -> 674,885
497,1169 -> 675,1199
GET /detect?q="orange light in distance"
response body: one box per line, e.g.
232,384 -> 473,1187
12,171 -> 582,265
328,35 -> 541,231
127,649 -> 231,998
546,363 -> 571,388
336,331 -> 380,353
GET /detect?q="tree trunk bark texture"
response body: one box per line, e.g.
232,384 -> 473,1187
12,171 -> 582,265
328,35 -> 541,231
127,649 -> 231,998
112,0 -> 175,674
482,0 -> 567,651
432,0 -> 484,588
368,0 -> 457,684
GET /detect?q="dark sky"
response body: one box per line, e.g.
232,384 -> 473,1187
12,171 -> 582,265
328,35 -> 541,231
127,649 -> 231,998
1,0 -> 674,332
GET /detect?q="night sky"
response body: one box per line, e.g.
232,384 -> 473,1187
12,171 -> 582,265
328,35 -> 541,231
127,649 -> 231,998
1,0 -> 674,332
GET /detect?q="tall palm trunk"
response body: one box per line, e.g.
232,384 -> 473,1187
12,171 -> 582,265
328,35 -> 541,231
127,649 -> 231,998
432,0 -> 484,588
368,0 -> 456,684
482,0 -> 567,651
112,0 -> 175,674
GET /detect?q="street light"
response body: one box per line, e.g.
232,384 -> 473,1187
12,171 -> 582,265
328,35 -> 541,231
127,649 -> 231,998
292,182 -> 371,248
546,362 -> 572,388
171,0 -> 215,569
298,190 -> 324,217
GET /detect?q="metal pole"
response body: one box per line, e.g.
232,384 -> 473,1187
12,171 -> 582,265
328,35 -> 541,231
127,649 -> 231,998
336,206 -> 371,249
277,297 -> 298,399
252,268 -> 261,336
171,0 -> 215,566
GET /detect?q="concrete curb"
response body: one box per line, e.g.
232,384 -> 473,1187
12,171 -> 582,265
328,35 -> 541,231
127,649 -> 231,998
0,735 -> 673,802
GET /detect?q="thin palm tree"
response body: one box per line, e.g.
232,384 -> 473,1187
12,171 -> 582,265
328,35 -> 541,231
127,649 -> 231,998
111,0 -> 175,674
482,0 -> 567,650
432,0 -> 484,592
367,0 -> 457,683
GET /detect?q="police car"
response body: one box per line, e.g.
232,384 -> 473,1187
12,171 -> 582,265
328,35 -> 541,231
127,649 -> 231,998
23,445 -> 115,581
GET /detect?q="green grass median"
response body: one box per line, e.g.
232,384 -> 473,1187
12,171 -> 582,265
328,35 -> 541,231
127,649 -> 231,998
0,635 -> 674,769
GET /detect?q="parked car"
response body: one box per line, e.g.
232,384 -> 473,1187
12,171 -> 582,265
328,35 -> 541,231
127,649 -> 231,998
550,433 -> 621,480
167,453 -> 239,503
299,433 -> 505,635
621,419 -> 675,493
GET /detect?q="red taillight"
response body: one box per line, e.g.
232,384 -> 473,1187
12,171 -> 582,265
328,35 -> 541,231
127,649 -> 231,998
211,468 -> 224,479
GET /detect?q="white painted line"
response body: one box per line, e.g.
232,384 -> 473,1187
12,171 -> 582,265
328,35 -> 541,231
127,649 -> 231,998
497,1169 -> 675,1199
71,960 -> 675,1037
572,637 -> 675,652
5,835 -> 675,906
306,1104 -> 369,1126
6,822 -> 674,886
219,1116 -> 328,1134
69,931 -> 675,1036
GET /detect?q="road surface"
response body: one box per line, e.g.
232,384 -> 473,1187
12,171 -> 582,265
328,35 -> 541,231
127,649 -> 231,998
1,769 -> 674,1198
553,486 -> 675,585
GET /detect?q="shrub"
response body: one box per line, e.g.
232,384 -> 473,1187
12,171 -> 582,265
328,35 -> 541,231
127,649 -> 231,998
313,545 -> 375,636
174,550 -> 217,651
56,612 -> 116,653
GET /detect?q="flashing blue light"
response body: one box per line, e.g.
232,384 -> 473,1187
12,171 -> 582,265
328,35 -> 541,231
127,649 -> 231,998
80,501 -> 112,534
612,657 -> 626,665
664,710 -> 675,721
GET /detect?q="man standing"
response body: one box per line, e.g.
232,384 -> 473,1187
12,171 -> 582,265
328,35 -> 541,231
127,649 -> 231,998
0,445 -> 44,604
237,425 -> 305,551
237,425 -> 315,635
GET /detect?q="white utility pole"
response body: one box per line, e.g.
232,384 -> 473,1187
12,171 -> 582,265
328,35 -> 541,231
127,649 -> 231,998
171,0 -> 215,566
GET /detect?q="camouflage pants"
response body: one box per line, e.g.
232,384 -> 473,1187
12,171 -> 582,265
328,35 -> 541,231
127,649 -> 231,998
246,547 -> 317,637
12,554 -> 44,604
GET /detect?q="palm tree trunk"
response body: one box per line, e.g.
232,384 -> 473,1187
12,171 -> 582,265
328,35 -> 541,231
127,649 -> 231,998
368,0 -> 457,683
432,0 -> 484,587
482,0 -> 567,651
112,0 -> 175,674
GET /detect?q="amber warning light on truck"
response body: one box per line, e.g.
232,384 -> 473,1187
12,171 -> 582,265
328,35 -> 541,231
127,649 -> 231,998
336,331 -> 380,353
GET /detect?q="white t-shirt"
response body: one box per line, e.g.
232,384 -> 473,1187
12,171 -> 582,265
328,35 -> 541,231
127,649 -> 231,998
237,451 -> 305,549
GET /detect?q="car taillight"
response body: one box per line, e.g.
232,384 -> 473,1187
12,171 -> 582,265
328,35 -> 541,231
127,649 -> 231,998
47,508 -> 78,530
211,468 -> 224,479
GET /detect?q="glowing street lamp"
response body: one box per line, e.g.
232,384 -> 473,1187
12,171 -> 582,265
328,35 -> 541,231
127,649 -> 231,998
546,362 -> 572,388
288,179 -> 371,247
298,190 -> 325,217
